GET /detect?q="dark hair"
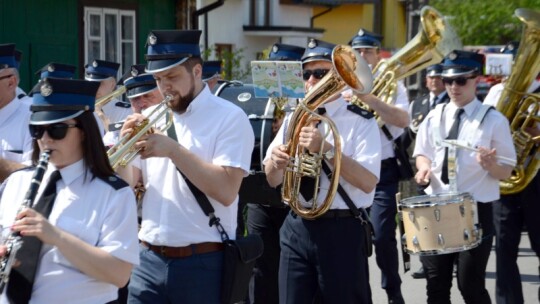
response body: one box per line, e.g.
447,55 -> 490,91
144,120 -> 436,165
184,57 -> 203,73
31,111 -> 114,179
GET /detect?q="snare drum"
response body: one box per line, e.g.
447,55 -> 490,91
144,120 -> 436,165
398,193 -> 482,255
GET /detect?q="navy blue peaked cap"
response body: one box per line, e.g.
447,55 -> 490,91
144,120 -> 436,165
85,59 -> 120,81
301,39 -> 336,65
145,30 -> 202,73
14,49 -> 22,70
269,43 -> 305,61
35,62 -> 76,79
349,28 -> 383,49
202,60 -> 222,80
426,64 -> 443,77
122,64 -> 158,98
30,78 -> 100,125
441,50 -> 484,77
0,43 -> 17,70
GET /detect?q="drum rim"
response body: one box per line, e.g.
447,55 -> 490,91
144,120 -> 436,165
404,240 -> 481,256
398,192 -> 475,208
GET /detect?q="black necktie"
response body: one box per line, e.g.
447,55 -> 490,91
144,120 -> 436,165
441,109 -> 464,184
7,170 -> 62,304
299,107 -> 326,201
430,95 -> 438,109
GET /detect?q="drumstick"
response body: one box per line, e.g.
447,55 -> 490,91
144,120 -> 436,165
442,140 -> 515,165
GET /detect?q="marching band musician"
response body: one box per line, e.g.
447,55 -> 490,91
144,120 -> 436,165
0,43 -> 32,183
202,60 -> 222,92
484,41 -> 540,304
84,59 -> 132,133
344,28 -> 410,304
0,77 -> 139,303
265,38 -> 381,304
413,50 -> 516,304
247,42 -> 304,304
118,30 -> 254,303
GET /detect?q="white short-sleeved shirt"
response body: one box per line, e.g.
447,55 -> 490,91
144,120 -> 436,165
0,159 -> 139,304
484,80 -> 540,107
265,97 -> 381,209
413,99 -> 517,202
379,80 -> 409,160
136,85 -> 254,246
0,98 -> 33,165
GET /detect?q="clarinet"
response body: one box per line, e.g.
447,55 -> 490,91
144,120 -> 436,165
0,150 -> 51,292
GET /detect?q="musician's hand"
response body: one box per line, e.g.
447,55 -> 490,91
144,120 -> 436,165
299,122 -> 324,153
135,133 -> 179,159
415,166 -> 431,185
0,245 -> 6,257
270,145 -> 290,170
476,146 -> 498,171
12,208 -> 61,245
120,113 -> 146,138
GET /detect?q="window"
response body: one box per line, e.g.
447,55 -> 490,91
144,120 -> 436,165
84,7 -> 136,76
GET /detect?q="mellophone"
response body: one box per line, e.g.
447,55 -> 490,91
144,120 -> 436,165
398,192 -> 482,255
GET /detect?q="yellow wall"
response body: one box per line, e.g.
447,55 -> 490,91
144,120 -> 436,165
313,1 -> 406,50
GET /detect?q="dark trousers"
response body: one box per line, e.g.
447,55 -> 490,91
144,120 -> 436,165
421,202 -> 494,304
247,204 -> 290,304
493,172 -> 540,304
368,158 -> 402,297
279,211 -> 372,304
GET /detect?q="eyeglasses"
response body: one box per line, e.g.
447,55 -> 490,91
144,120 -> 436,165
0,74 -> 13,81
302,69 -> 330,81
29,123 -> 80,140
442,76 -> 475,86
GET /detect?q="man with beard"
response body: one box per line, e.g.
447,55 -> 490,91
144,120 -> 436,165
118,30 -> 254,304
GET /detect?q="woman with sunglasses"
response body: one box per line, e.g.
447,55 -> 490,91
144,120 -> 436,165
413,50 -> 516,304
0,77 -> 139,304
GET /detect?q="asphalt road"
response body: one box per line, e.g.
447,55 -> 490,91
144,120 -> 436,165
369,231 -> 539,303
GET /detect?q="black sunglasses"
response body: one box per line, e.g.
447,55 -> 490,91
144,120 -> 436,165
29,123 -> 80,140
442,76 -> 475,86
302,69 -> 330,81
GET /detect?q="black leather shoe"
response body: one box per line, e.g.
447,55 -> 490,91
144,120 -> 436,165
388,293 -> 405,304
411,266 -> 425,279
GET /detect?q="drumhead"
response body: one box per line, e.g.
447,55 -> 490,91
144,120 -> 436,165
399,192 -> 474,208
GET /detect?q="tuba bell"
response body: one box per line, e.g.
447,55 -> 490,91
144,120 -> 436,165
495,8 -> 540,195
282,45 -> 373,219
352,6 -> 462,126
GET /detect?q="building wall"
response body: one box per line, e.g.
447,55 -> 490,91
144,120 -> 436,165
0,0 -> 175,92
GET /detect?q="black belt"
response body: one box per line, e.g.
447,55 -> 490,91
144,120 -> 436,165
315,209 -> 355,219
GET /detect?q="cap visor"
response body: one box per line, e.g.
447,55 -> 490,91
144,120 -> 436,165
30,110 -> 84,125
127,86 -> 158,98
145,57 -> 189,74
441,68 -> 476,78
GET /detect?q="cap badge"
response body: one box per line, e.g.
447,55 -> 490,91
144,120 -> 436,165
148,34 -> 157,45
40,82 -> 53,97
358,29 -> 365,36
47,65 -> 55,72
92,60 -> 98,68
448,52 -> 458,60
272,45 -> 279,54
131,66 -> 139,77
308,39 -> 317,49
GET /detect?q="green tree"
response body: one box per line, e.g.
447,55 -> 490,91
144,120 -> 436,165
430,0 -> 540,45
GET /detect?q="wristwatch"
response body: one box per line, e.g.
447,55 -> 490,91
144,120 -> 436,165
324,146 -> 335,160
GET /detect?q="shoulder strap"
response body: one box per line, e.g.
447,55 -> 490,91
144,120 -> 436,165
320,161 -> 369,224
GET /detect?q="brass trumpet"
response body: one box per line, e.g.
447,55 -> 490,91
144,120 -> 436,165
108,95 -> 173,169
95,85 -> 127,108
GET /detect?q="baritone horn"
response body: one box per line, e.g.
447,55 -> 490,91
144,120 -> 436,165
108,95 -> 173,169
352,6 -> 462,126
282,45 -> 373,220
495,8 -> 540,195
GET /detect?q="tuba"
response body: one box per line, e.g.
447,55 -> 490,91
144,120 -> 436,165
353,6 -> 462,126
495,8 -> 540,195
282,45 -> 373,219
107,95 -> 173,169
